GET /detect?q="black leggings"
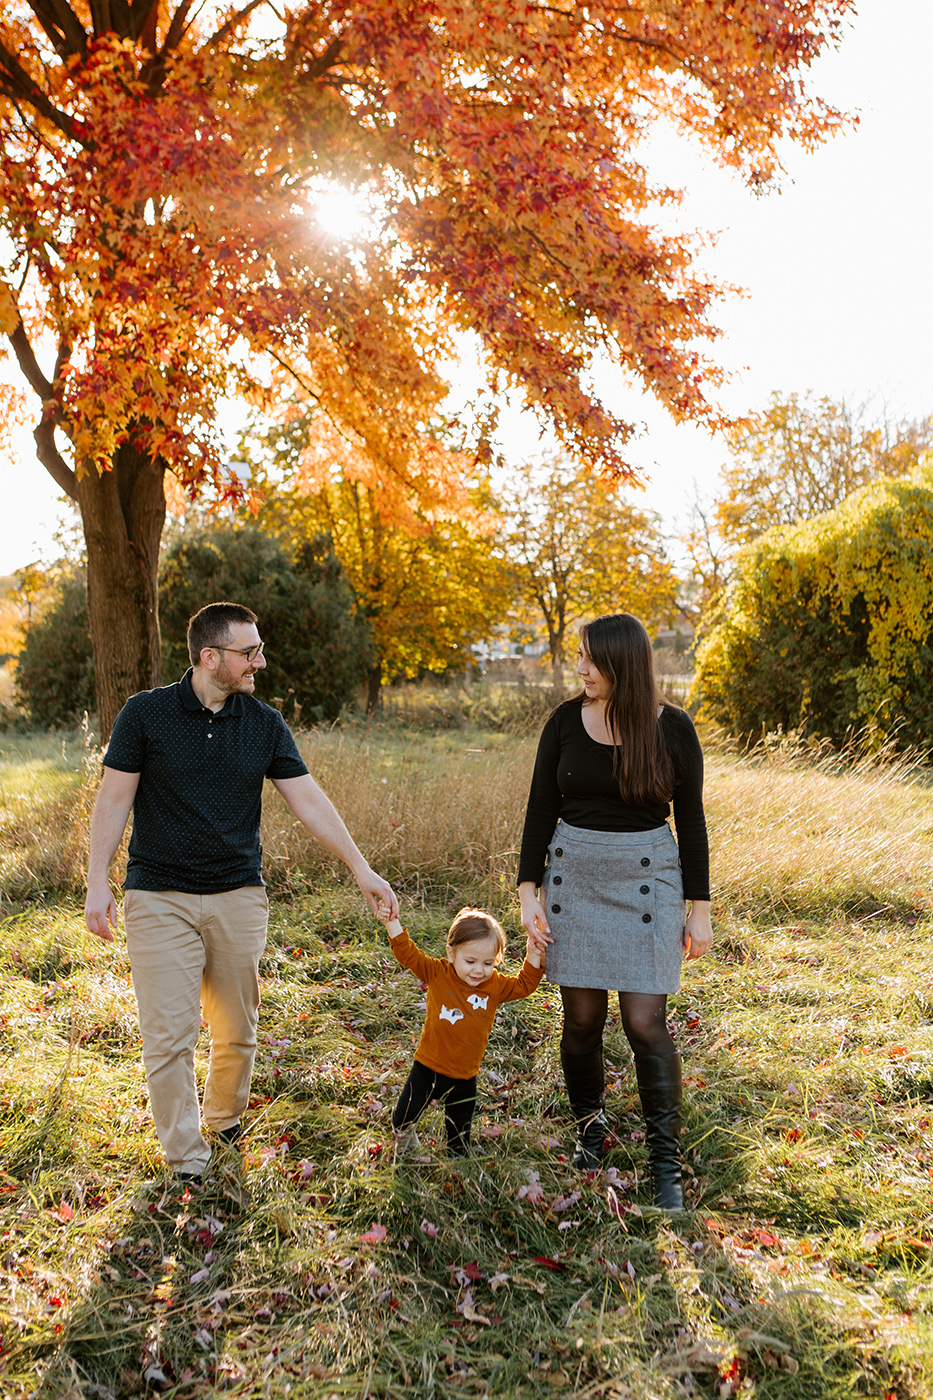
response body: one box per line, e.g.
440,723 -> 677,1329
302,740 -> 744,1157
559,986 -> 675,1057
392,1060 -> 477,1156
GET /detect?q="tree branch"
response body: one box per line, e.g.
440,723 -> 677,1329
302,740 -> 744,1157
135,0 -> 159,48
86,0 -> 114,39
304,35 -> 343,81
209,0 -> 265,49
161,0 -> 198,54
8,324 -> 78,497
8,322 -> 53,401
0,40 -> 82,140
26,0 -> 88,58
34,415 -> 78,499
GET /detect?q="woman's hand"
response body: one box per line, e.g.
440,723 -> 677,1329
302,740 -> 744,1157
519,881 -> 553,952
683,900 -> 713,960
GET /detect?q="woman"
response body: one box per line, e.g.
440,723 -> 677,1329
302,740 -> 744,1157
519,613 -> 712,1210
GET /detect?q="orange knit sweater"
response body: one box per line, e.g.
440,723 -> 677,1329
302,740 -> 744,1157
390,928 -> 544,1079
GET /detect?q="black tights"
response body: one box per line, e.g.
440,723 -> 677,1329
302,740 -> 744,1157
392,1060 -> 477,1156
559,986 -> 675,1058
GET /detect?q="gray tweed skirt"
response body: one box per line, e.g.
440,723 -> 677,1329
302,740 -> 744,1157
541,820 -> 686,993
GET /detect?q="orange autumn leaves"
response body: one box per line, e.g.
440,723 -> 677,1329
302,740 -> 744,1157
1,0 -> 852,510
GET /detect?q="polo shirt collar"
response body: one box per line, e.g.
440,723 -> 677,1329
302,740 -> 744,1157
179,668 -> 245,717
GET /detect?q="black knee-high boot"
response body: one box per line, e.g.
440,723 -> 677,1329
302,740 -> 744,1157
560,1046 -> 607,1170
634,1051 -> 685,1211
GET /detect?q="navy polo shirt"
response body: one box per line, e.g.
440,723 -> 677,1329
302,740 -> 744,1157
103,669 -> 309,893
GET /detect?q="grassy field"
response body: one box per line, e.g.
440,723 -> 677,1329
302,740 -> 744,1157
1,719 -> 932,1399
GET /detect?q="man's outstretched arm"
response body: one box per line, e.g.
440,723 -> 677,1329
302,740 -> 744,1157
85,767 -> 140,942
271,774 -> 398,919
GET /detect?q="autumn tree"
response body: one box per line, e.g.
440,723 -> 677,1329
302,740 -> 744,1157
13,567 -> 97,726
679,488 -> 733,619
715,393 -> 933,546
251,415 -> 514,712
497,457 -> 676,685
0,577 -> 24,664
0,0 -> 852,734
683,392 -> 933,615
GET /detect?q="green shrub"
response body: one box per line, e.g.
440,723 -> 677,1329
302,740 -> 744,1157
13,570 -> 95,728
695,469 -> 933,748
158,526 -> 372,722
14,528 -> 373,728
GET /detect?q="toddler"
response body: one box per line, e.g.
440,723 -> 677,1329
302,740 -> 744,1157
378,907 -> 543,1155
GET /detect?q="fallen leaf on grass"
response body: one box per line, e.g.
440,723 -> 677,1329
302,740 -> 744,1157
360,1223 -> 387,1243
457,1289 -> 491,1326
663,1340 -> 730,1372
516,1171 -> 546,1206
507,1274 -> 546,1295
50,1201 -> 75,1223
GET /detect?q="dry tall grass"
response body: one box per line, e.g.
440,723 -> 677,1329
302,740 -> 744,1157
3,721 -> 933,1398
261,727 -> 537,902
706,745 -> 933,919
3,720 -> 933,922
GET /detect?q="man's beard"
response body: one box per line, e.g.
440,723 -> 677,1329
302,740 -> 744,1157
214,659 -> 257,695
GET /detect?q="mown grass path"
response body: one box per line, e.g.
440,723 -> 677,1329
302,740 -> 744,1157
1,726 -> 932,1398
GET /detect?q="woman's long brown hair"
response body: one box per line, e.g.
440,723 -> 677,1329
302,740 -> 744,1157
578,613 -> 675,806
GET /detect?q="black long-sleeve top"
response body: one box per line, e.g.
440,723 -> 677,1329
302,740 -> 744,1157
517,698 -> 710,901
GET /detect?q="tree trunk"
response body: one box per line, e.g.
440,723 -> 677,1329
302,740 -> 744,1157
365,663 -> 383,717
76,443 -> 166,740
548,623 -> 566,691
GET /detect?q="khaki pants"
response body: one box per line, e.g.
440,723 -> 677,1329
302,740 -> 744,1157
124,887 -> 269,1175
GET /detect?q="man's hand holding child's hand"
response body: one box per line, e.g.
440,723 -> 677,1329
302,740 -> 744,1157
376,898 -> 403,940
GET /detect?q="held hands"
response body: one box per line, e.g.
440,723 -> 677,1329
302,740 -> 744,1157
525,934 -> 543,970
358,868 -> 399,921
374,897 -> 403,940
519,885 -> 553,955
683,901 -> 713,961
84,881 -> 119,944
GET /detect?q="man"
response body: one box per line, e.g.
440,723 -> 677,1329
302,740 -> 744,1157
84,601 -> 397,1181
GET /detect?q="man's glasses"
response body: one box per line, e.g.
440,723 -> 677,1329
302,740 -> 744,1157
212,641 -> 265,663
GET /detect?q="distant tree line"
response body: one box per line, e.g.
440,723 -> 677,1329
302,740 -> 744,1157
16,387 -> 933,749
10,450 -> 677,729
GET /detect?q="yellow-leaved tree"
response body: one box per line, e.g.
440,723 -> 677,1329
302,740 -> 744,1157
496,457 -> 676,685
251,415 -> 514,711
695,466 -> 933,748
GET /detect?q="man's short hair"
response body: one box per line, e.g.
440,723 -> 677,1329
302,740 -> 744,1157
187,603 -> 259,666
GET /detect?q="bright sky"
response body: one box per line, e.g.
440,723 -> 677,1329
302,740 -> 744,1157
2,0 -> 931,575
